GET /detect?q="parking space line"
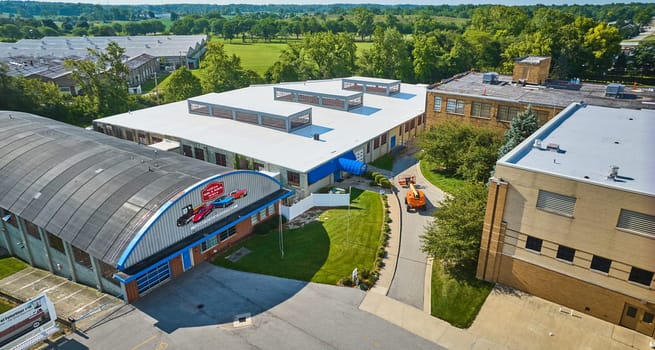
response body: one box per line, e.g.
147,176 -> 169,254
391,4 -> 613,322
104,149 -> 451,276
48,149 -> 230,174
16,274 -> 51,291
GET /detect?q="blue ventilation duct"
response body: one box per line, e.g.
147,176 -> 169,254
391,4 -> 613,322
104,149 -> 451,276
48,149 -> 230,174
338,157 -> 367,175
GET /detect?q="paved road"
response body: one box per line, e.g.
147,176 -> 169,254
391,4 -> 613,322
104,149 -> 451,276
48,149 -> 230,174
386,151 -> 445,310
52,264 -> 442,350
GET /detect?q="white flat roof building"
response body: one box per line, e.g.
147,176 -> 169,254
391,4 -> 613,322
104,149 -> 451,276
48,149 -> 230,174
95,77 -> 427,192
501,103 -> 655,196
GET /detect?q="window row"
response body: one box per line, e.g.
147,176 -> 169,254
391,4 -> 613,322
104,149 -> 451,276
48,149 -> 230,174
201,226 -> 237,252
433,96 -> 543,123
525,236 -> 654,287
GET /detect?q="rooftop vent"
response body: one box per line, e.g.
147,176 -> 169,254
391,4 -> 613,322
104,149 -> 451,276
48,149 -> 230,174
546,143 -> 560,152
313,133 -> 320,141
608,165 -> 620,179
605,83 -> 624,98
533,139 -> 542,149
482,72 -> 499,84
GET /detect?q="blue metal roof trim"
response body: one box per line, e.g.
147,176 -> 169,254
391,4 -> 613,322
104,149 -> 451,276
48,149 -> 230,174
116,170 -> 286,270
338,157 -> 367,175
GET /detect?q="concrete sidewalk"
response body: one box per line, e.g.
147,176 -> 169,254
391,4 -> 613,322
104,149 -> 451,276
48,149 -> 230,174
0,266 -> 123,332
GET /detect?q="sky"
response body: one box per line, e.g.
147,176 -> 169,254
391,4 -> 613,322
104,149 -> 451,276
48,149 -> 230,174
19,0 -> 651,5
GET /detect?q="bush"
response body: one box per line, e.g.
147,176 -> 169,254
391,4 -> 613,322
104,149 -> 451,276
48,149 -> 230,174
338,276 -> 354,287
379,179 -> 392,189
369,181 -> 378,187
252,216 -> 286,235
374,174 -> 386,184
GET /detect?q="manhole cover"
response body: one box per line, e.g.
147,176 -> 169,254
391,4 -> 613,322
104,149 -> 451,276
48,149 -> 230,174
233,313 -> 252,328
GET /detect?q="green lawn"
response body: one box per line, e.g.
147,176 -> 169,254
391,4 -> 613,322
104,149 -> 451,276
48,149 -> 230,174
419,160 -> 469,195
141,71 -> 171,93
214,188 -> 382,284
0,256 -> 26,280
370,153 -> 394,171
431,262 -> 493,328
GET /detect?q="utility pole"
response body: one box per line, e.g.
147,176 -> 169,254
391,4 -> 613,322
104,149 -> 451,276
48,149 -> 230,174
153,71 -> 160,105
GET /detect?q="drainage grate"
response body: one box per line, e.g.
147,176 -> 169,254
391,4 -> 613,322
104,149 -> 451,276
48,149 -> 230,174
232,313 -> 252,328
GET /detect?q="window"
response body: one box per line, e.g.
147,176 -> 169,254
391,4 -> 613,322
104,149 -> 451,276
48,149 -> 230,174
1,209 -> 17,228
24,220 -> 40,240
125,130 -> 134,141
235,111 -> 258,125
374,137 -> 380,149
644,312 -> 654,324
215,152 -> 226,166
433,96 -> 442,112
381,134 -> 387,145
47,232 -> 65,253
268,204 -> 276,216
471,102 -> 492,119
556,245 -> 575,262
251,214 -> 259,225
628,267 -> 653,287
446,99 -> 465,114
194,147 -> 205,160
366,141 -> 370,154
417,115 -> 422,126
189,102 -> 209,115
138,133 -> 147,144
72,245 -> 92,269
261,115 -> 286,130
182,145 -> 193,157
498,105 -> 521,122
617,209 -> 655,238
201,235 -> 218,252
259,208 -> 268,219
536,190 -> 576,217
287,171 -> 300,187
525,236 -> 542,252
590,255 -> 611,273
626,306 -> 637,318
219,226 -> 236,241
99,260 -> 119,286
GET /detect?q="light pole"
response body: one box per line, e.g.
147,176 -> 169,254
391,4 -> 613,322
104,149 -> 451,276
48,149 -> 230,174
346,185 -> 351,244
153,71 -> 160,105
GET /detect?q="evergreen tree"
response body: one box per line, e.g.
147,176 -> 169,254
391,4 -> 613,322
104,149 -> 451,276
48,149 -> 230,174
497,105 -> 539,158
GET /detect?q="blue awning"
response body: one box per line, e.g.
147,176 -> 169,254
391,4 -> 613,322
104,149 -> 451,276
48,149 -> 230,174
338,158 -> 367,175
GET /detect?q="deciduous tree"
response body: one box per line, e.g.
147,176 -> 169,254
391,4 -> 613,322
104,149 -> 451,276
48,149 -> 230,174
162,66 -> 202,103
421,183 -> 488,270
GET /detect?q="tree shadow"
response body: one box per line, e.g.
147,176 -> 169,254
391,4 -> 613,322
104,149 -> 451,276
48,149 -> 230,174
132,225 -> 331,334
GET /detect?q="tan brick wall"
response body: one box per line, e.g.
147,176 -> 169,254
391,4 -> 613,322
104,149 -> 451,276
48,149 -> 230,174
491,163 -> 655,327
498,256 -> 655,329
425,91 -> 561,133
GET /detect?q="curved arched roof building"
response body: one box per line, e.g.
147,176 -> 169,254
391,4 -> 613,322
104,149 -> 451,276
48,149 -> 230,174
0,111 -> 292,302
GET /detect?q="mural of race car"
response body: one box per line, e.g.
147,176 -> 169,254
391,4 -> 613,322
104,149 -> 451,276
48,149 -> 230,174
230,188 -> 248,199
192,203 -> 214,223
212,195 -> 234,208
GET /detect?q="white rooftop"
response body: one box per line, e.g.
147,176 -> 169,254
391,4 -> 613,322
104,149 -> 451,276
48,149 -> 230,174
501,103 -> 655,196
346,76 -> 401,84
276,81 -> 361,97
190,90 -> 310,117
96,78 -> 427,173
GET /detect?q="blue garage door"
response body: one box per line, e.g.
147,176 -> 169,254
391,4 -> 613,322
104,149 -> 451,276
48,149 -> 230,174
136,262 -> 171,295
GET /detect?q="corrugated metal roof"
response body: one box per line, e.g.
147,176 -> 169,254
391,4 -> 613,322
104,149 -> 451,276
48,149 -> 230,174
0,111 -> 230,266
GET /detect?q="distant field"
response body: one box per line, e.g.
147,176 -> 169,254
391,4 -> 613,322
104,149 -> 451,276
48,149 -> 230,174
217,39 -> 374,76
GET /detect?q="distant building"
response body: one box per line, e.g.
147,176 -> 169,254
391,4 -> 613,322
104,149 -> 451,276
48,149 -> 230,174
94,77 -> 428,198
125,53 -> 159,87
425,57 -> 655,133
0,35 -> 207,70
477,103 -> 655,337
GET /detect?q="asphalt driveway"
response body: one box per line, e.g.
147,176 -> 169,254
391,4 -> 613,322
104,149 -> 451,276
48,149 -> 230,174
54,263 -> 442,350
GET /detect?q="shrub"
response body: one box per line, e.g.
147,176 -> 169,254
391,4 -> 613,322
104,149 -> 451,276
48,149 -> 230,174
369,181 -> 378,187
374,174 -> 386,184
379,179 -> 392,189
360,268 -> 371,279
338,276 -> 354,287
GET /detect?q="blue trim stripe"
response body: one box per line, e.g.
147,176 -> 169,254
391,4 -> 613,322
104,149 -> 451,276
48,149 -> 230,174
117,170 -> 286,270
116,193 -> 292,284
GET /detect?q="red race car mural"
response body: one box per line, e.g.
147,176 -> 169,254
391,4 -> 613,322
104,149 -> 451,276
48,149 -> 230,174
192,203 -> 214,223
230,188 -> 248,199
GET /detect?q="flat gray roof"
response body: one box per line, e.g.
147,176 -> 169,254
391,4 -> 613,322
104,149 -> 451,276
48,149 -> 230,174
430,71 -> 655,110
96,78 -> 427,173
190,90 -> 311,117
501,103 -> 655,196
0,35 -> 206,60
0,111 -> 230,266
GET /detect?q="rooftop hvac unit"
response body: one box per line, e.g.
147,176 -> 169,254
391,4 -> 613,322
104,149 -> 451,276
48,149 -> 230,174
482,72 -> 499,84
605,83 -> 624,98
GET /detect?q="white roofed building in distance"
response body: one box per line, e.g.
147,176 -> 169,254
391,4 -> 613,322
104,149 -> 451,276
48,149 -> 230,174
94,77 -> 428,197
